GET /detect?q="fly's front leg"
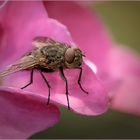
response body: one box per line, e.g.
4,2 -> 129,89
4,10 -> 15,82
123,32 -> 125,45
38,69 -> 51,105
78,67 -> 88,94
59,67 -> 70,110
21,68 -> 34,89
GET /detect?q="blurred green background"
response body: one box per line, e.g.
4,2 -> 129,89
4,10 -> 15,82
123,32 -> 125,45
31,2 -> 140,139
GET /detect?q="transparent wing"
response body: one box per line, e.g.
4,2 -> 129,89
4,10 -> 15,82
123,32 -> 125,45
32,36 -> 56,48
0,56 -> 38,78
32,36 -> 68,48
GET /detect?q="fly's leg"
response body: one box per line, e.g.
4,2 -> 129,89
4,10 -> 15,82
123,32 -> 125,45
78,67 -> 88,94
21,68 -> 34,89
60,67 -> 70,110
38,69 -> 51,105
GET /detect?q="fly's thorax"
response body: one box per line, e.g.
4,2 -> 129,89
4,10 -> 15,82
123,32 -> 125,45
39,44 -> 68,69
64,48 -> 83,68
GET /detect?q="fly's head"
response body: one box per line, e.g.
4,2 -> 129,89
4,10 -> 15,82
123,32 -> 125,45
65,48 -> 84,68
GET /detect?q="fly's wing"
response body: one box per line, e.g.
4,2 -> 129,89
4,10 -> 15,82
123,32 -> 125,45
32,36 -> 56,48
32,36 -> 68,48
0,37 -> 53,78
0,56 -> 38,78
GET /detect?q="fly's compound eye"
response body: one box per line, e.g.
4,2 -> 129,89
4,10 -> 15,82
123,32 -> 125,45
65,48 -> 75,64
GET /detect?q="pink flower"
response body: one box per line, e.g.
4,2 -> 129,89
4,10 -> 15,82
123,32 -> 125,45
0,1 -> 109,138
45,2 -> 140,115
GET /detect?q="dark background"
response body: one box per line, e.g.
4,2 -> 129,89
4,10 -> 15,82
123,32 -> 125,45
31,2 -> 140,139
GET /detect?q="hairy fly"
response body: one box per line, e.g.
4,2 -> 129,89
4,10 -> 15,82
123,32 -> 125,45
0,37 -> 88,109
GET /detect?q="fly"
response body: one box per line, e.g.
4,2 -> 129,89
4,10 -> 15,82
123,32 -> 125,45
0,37 -> 88,110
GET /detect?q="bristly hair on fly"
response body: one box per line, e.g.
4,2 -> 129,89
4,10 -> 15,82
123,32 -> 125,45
0,36 -> 88,110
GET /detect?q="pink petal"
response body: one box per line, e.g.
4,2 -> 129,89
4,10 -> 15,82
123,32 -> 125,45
44,1 -> 113,70
107,45 -> 140,79
107,46 -> 140,115
0,1 -> 74,69
44,1 -> 140,116
2,61 -> 108,116
0,87 -> 60,139
0,0 -> 8,9
0,1 -> 109,115
51,62 -> 109,115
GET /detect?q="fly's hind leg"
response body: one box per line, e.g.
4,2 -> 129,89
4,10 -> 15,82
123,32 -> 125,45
59,67 -> 70,110
21,68 -> 34,89
38,69 -> 51,105
78,67 -> 88,94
